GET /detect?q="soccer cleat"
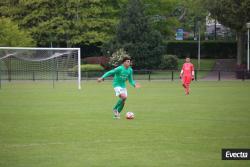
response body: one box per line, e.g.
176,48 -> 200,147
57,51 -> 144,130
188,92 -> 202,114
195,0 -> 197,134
113,115 -> 120,119
113,116 -> 120,119
113,109 -> 120,119
117,112 -> 121,119
113,109 -> 118,116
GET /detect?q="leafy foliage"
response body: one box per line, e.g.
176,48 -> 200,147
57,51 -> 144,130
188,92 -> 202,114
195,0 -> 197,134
0,0 -> 121,47
109,48 -> 129,67
203,0 -> 250,64
143,0 -> 180,39
72,64 -> 104,72
0,17 -> 35,46
176,0 -> 208,32
105,0 -> 165,69
159,54 -> 178,70
204,0 -> 250,32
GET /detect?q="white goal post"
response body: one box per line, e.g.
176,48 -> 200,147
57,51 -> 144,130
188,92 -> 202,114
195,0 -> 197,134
0,47 -> 81,90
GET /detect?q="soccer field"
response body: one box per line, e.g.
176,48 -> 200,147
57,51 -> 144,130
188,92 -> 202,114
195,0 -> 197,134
0,81 -> 250,167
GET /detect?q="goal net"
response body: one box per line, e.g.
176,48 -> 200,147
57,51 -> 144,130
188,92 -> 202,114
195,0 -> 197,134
0,47 -> 81,89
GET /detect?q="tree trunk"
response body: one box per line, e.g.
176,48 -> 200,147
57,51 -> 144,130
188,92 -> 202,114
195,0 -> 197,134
236,31 -> 246,65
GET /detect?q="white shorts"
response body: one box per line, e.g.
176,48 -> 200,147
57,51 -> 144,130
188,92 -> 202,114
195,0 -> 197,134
114,87 -> 127,97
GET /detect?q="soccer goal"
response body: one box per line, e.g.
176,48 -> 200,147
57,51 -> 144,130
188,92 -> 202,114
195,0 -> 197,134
0,47 -> 81,89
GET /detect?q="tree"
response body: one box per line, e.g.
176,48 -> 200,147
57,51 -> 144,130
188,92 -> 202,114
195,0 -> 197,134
0,17 -> 35,46
204,0 -> 250,65
143,0 -> 180,39
0,0 -> 121,48
176,0 -> 208,38
105,0 -> 165,69
0,17 -> 35,81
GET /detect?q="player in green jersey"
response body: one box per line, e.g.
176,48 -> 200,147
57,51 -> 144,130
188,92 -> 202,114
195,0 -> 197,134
97,56 -> 140,119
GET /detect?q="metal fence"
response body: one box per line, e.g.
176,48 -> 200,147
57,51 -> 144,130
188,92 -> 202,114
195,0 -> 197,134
0,69 -> 250,82
131,70 -> 249,81
80,70 -> 250,81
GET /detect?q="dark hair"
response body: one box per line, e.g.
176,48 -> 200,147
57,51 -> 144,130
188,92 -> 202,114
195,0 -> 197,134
122,56 -> 131,63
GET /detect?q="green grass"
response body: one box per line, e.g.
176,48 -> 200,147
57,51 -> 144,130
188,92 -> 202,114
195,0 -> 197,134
133,59 -> 216,80
0,81 -> 250,167
178,59 -> 215,70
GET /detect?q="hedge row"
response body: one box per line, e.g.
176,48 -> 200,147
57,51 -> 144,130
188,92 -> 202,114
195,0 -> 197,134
71,64 -> 104,72
165,40 -> 237,59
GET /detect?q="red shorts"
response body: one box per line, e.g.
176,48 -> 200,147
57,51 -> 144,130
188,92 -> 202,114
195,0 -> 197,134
182,76 -> 192,85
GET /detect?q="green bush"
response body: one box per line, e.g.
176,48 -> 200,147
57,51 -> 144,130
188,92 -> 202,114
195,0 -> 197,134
72,64 -> 104,72
159,55 -> 178,70
165,40 -> 237,59
70,64 -> 104,78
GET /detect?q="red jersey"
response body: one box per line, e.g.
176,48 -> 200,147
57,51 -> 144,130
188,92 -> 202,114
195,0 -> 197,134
182,63 -> 194,77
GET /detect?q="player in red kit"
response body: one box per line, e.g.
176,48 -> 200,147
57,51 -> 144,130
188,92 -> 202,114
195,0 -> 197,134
180,57 -> 194,95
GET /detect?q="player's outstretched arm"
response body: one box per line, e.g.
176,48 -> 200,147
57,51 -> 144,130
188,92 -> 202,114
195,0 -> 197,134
97,66 -> 122,83
99,70 -> 114,82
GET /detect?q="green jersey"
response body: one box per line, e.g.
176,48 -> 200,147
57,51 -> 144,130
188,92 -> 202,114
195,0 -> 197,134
101,65 -> 135,88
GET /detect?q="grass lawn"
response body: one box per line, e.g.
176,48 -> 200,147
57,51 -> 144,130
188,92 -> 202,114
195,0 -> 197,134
177,58 -> 215,70
0,81 -> 249,167
133,59 -> 216,80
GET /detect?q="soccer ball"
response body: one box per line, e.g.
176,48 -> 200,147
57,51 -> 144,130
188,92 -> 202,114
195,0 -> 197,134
126,112 -> 135,119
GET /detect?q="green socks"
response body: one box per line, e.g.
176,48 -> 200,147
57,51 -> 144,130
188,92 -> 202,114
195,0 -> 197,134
117,101 -> 125,113
113,98 -> 125,113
